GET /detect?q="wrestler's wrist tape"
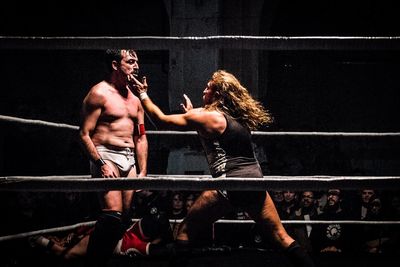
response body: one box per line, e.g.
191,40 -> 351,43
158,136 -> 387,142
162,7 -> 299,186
134,124 -> 146,136
139,92 -> 149,101
94,158 -> 106,167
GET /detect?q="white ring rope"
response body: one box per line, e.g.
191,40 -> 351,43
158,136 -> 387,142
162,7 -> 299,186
0,115 -> 79,130
1,115 -> 399,137
1,175 -> 399,192
0,221 -> 96,242
1,36 -> 400,50
1,219 -> 399,243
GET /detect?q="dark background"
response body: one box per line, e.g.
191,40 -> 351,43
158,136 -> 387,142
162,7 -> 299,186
0,0 -> 399,177
0,0 -> 399,241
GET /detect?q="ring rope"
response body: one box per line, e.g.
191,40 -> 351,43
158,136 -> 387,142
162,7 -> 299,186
0,221 -> 96,242
2,114 -> 399,137
1,175 -> 399,192
1,36 -> 400,51
0,114 -> 79,130
1,219 -> 399,243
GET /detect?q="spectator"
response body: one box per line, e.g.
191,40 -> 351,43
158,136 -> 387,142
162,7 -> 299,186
289,191 -> 319,253
362,194 -> 390,253
271,191 -> 285,218
310,189 -> 353,254
168,192 -> 187,220
358,189 -> 376,220
281,191 -> 299,219
168,192 -> 187,240
184,192 -> 198,213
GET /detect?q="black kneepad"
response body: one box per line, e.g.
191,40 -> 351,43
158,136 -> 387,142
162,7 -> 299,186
86,210 -> 125,262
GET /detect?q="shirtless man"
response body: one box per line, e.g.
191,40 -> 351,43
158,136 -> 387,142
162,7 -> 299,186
79,49 -> 148,266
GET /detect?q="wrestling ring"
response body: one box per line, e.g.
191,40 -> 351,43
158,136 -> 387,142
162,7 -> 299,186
1,36 -> 400,267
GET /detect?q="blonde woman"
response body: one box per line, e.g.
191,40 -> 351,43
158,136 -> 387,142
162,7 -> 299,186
132,70 -> 314,266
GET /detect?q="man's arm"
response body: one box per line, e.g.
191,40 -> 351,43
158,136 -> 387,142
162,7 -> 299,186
79,89 -> 116,177
134,102 -> 148,177
79,98 -> 102,163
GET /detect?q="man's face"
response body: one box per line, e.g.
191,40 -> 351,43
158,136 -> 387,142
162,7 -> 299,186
119,50 -> 139,77
361,190 -> 375,204
284,191 -> 296,202
172,194 -> 184,210
327,189 -> 341,207
301,191 -> 315,208
271,191 -> 284,202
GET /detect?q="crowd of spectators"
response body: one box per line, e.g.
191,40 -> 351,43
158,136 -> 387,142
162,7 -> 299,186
2,188 -> 399,259
129,188 -> 400,256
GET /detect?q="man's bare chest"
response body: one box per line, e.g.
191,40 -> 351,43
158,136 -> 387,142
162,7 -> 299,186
102,94 -> 138,119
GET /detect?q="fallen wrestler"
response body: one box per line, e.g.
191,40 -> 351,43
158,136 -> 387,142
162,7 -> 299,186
30,212 -> 173,260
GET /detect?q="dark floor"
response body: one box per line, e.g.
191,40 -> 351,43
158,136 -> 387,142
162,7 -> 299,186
0,242 -> 399,267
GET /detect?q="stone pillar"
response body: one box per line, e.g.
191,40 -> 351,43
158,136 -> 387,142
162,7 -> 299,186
219,0 -> 265,98
164,0 -> 220,109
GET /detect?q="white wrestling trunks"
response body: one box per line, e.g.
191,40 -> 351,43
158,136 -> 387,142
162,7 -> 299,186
90,145 -> 136,175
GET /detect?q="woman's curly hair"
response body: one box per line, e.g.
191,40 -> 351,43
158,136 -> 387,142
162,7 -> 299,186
204,70 -> 273,130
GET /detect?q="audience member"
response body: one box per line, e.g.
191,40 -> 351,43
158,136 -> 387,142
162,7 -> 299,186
168,192 -> 187,240
289,191 -> 319,253
184,192 -> 198,213
281,191 -> 299,219
168,192 -> 187,220
361,194 -> 390,253
310,189 -> 353,254
270,190 -> 285,218
27,188 -> 400,258
358,189 -> 376,220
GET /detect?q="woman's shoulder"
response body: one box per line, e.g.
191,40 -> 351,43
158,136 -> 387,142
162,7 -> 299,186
186,108 -> 225,120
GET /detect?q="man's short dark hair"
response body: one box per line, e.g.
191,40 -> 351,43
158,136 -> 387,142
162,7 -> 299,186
103,49 -> 136,74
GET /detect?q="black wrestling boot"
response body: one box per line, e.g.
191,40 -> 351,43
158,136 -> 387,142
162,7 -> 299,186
85,211 -> 125,267
284,241 -> 316,267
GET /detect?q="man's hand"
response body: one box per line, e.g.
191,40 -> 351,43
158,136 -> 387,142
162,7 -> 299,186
100,164 -> 117,178
180,94 -> 193,113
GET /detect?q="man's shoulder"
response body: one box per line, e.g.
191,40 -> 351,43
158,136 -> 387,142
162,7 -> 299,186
91,81 -> 111,92
87,81 -> 111,97
83,82 -> 110,105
